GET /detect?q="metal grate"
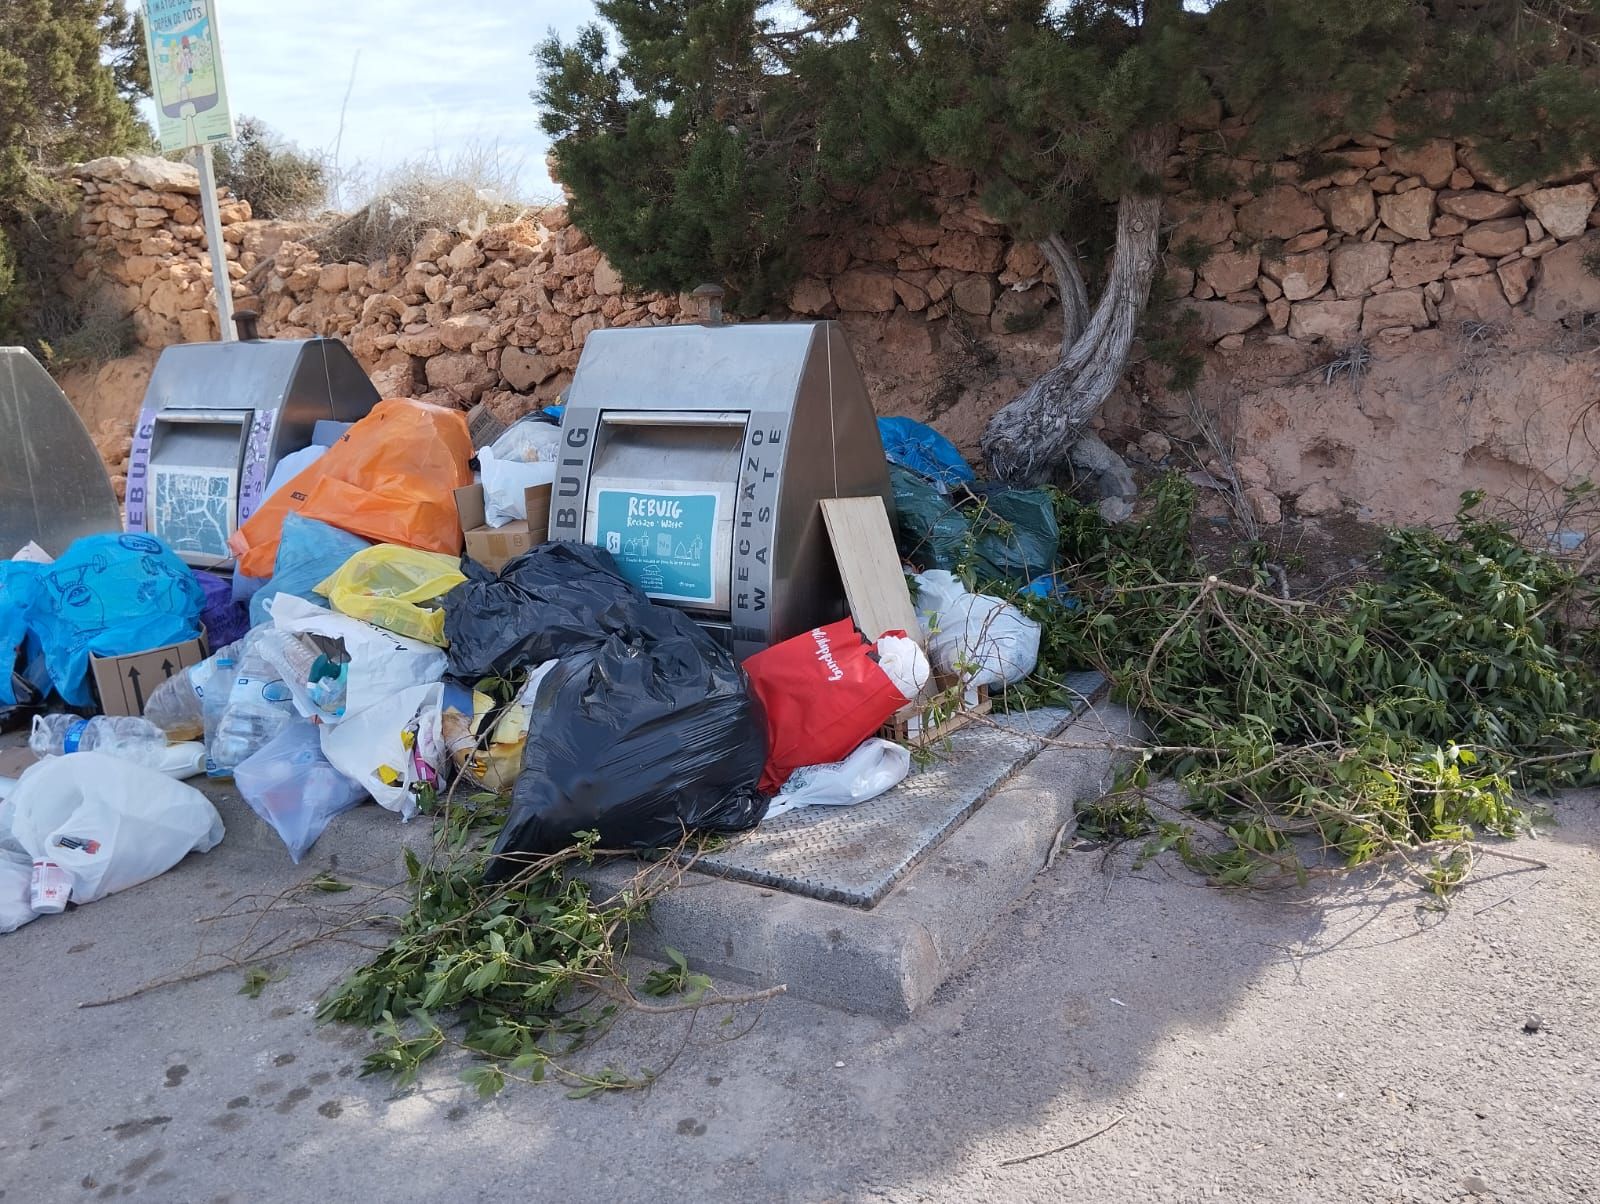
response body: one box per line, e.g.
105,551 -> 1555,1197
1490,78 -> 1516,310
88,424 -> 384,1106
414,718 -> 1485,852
692,670 -> 1108,907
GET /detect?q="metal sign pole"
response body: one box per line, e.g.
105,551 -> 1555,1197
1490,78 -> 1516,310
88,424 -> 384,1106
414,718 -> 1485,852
192,142 -> 236,341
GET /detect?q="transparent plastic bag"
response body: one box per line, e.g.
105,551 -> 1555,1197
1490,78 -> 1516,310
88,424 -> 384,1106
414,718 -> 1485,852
765,738 -> 912,819
210,631 -> 298,773
489,417 -> 562,465
314,545 -> 465,646
234,722 -> 365,862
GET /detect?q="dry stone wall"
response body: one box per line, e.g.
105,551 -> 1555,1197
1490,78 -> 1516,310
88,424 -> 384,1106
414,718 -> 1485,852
57,128 -> 1600,522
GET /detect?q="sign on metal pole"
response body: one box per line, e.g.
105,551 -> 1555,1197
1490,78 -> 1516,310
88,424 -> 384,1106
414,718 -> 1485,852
140,0 -> 238,340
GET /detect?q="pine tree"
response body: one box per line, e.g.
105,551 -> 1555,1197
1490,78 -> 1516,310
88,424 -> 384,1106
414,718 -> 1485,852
0,0 -> 151,340
538,1 -> 1600,485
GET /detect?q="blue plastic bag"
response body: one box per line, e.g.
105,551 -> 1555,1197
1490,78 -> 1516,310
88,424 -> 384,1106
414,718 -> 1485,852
24,533 -> 205,707
0,561 -> 40,708
248,513 -> 371,629
877,417 -> 976,490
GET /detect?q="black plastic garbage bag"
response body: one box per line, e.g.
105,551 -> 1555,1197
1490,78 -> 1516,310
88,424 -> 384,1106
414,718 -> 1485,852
443,541 -> 657,678
487,616 -> 768,878
889,466 -> 1060,583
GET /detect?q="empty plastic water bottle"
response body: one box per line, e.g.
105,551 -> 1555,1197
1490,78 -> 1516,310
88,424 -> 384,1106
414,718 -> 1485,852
29,714 -> 166,758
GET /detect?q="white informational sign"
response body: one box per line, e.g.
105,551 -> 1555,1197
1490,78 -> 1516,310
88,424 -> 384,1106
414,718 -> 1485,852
141,0 -> 236,151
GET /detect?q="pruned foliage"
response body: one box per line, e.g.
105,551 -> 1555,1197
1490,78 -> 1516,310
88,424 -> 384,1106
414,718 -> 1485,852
1009,477 -> 1600,887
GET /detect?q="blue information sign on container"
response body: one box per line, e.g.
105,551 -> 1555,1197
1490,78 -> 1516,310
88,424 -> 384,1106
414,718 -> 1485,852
593,488 -> 720,605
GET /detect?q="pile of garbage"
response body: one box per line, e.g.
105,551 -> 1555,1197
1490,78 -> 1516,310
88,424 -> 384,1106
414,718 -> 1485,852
1,397 -> 1055,937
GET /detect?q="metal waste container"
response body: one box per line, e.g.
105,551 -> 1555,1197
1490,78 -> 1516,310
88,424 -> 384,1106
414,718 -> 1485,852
125,336 -> 380,568
550,321 -> 892,659
0,347 -> 121,556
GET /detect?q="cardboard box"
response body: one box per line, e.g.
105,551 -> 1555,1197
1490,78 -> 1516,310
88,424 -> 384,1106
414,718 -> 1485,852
455,482 -> 554,573
465,400 -> 509,449
91,636 -> 209,717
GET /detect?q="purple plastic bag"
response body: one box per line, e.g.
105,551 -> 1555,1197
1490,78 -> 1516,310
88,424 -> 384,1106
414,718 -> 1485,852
195,571 -> 251,647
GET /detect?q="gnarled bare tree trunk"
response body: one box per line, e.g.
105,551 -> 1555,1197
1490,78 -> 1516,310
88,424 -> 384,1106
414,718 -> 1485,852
981,129 -> 1173,493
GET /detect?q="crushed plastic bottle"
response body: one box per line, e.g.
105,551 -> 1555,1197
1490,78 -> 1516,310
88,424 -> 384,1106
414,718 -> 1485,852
29,715 -> 165,758
209,637 -> 297,773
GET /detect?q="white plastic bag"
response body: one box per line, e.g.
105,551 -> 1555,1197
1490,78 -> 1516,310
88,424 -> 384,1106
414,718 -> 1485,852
0,853 -> 36,934
320,682 -> 445,819
478,447 -> 557,527
490,418 -> 562,465
0,753 -> 223,906
267,594 -> 447,724
259,443 -> 327,508
765,738 -> 912,819
234,721 -> 365,862
876,634 -> 932,702
914,569 -> 1041,689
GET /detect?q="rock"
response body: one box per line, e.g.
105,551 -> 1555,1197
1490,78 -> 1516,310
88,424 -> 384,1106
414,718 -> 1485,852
592,256 -> 623,296
1532,233 -> 1600,321
1440,273 -> 1510,321
950,274 -> 997,316
1258,275 -> 1283,301
1289,297 -> 1365,341
123,155 -> 201,194
1169,197 -> 1236,246
1234,454 -> 1272,491
1330,243 -> 1393,299
445,240 -> 485,274
1445,256 -> 1493,279
1388,240 -> 1457,288
346,263 -> 368,292
893,275 -> 931,312
1377,188 -> 1436,240
1283,229 -> 1329,254
1458,145 -> 1518,192
1245,485 -> 1282,525
789,277 -> 833,316
1437,190 -> 1522,221
395,328 -> 444,358
928,232 -> 1006,274
1461,218 -> 1528,258
1266,297 -> 1291,330
1138,431 -> 1173,461
1238,185 -> 1326,240
1523,236 -> 1559,258
1003,242 -> 1047,282
1432,215 -> 1471,237
1524,183 -> 1597,240
1182,300 -> 1266,341
990,284 -> 1047,333
1361,287 -> 1428,333
500,346 -> 557,391
1498,257 -> 1537,306
831,269 -> 897,313
369,362 -> 417,398
1295,483 -> 1342,516
438,312 -> 491,352
1383,139 -> 1455,189
1262,250 -> 1329,301
316,263 -> 348,293
414,229 -> 453,262
1200,247 -> 1261,296
177,309 -> 214,343
424,352 -> 495,403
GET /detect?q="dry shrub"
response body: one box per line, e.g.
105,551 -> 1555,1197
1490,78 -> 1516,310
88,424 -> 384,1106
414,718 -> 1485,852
315,142 -> 543,264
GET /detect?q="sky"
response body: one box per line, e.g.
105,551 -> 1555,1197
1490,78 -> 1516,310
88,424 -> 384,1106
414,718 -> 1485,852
142,1 -> 598,205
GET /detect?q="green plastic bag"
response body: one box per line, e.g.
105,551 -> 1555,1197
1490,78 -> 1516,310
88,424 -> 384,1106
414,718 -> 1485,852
888,466 -> 1059,584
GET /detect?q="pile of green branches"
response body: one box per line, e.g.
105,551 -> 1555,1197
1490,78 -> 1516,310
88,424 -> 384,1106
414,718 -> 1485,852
1008,476 -> 1600,886
317,786 -> 777,1098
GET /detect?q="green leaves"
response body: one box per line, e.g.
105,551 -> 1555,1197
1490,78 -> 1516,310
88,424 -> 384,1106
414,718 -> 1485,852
1016,481 -> 1596,887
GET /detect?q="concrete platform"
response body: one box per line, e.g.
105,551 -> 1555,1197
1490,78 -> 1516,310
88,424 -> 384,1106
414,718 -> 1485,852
584,696 -> 1140,1020
3,682 -> 1138,1023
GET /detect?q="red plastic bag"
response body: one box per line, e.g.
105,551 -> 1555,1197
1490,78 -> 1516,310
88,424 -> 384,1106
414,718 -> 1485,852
229,399 -> 473,579
742,619 -> 910,793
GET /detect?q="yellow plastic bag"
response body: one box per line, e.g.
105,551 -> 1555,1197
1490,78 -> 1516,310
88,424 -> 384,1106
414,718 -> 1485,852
315,545 -> 466,647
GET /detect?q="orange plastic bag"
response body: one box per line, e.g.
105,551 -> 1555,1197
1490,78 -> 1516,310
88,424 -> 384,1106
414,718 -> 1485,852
229,399 -> 474,580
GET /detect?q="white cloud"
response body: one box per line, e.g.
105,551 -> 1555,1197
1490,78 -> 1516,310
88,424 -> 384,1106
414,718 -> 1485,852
143,0 -> 598,203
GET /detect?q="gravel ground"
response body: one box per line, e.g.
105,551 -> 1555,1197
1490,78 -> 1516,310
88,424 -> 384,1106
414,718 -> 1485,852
1,787 -> 1595,1203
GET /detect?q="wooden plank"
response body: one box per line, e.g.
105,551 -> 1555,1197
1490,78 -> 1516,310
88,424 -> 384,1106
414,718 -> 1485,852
820,495 -> 920,641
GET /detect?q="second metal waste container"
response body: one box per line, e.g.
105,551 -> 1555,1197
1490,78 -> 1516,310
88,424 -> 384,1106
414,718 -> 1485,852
550,321 -> 892,659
